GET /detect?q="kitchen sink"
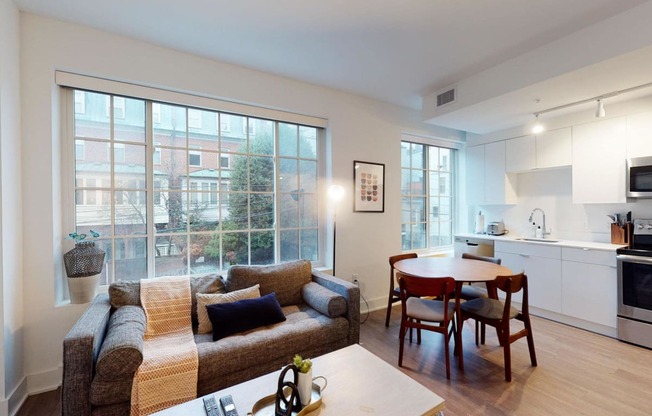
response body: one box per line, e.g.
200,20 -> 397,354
515,238 -> 560,243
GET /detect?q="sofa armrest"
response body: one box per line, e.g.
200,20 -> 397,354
311,270 -> 360,344
62,294 -> 112,416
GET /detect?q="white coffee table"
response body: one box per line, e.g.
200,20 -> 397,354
153,344 -> 445,415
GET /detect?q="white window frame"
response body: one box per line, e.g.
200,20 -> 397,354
189,150 -> 202,167
62,80 -> 326,291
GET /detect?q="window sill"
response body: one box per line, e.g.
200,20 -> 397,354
405,249 -> 454,258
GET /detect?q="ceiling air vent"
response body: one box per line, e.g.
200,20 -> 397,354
436,88 -> 456,107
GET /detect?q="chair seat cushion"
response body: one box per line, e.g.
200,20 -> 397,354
406,298 -> 455,322
460,284 -> 488,300
461,298 -> 518,320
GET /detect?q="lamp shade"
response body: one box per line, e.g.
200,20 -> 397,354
328,185 -> 345,203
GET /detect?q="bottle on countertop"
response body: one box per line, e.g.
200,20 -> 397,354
535,226 -> 543,239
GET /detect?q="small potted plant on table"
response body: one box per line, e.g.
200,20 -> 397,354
63,230 -> 105,304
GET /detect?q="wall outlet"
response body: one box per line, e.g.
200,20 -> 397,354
352,273 -> 359,286
353,279 -> 359,286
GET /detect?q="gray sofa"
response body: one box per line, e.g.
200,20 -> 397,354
62,260 -> 360,416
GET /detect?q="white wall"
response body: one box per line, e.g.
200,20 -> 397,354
0,0 -> 25,414
19,13 -> 465,392
466,96 -> 652,242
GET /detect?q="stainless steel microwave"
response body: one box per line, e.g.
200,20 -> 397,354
627,156 -> 652,198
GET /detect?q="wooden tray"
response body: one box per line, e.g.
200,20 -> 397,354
247,376 -> 327,416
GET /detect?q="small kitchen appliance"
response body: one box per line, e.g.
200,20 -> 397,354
616,218 -> 652,349
486,221 -> 505,236
627,156 -> 652,198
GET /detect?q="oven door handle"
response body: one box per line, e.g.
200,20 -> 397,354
617,254 -> 652,264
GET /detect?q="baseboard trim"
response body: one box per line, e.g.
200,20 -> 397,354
26,365 -> 62,396
5,376 -> 28,416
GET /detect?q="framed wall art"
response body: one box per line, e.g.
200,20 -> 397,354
353,160 -> 385,212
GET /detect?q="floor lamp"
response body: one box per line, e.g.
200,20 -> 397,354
327,185 -> 344,276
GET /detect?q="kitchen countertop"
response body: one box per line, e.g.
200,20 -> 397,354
455,233 -> 626,251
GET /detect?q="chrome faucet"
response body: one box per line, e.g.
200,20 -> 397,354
528,208 -> 551,238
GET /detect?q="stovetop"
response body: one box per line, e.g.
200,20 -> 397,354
619,219 -> 652,256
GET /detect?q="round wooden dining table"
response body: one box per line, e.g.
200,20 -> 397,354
393,257 -> 512,371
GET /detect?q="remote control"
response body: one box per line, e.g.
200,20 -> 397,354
203,395 -> 221,416
219,394 -> 239,416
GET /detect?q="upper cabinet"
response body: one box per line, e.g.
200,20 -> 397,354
626,110 -> 652,158
467,141 -> 517,205
505,128 -> 571,173
572,117 -> 627,204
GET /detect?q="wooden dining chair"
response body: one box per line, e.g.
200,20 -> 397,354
397,271 -> 457,379
460,273 -> 537,382
385,253 -> 418,327
459,253 -> 502,344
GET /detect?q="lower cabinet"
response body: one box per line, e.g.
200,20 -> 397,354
561,248 -> 618,329
494,242 -> 617,333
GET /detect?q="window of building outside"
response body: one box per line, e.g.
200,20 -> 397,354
401,141 -> 454,252
70,89 -> 321,285
220,114 -> 231,132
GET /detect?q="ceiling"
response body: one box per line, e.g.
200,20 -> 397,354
13,0 -> 652,134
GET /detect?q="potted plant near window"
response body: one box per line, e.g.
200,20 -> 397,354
63,230 -> 105,304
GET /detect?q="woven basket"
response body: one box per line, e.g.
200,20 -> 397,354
64,241 -> 105,278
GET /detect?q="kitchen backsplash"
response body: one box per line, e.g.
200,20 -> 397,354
467,167 -> 652,243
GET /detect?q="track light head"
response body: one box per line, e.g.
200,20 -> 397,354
595,99 -> 606,118
532,114 -> 544,134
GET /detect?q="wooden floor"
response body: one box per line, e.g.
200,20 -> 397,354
18,306 -> 652,415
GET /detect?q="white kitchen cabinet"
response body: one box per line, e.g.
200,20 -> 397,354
466,144 -> 485,205
494,241 -> 562,312
466,142 -> 517,205
626,110 -> 652,158
506,135 -> 535,172
572,117 -> 627,204
505,128 -> 571,173
536,127 -> 572,169
561,247 -> 617,328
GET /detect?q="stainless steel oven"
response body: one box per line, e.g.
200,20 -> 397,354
616,219 -> 652,349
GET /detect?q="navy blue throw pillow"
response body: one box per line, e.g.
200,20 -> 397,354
206,292 -> 286,341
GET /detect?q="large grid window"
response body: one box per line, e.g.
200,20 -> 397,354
401,141 -> 454,251
70,89 -> 321,285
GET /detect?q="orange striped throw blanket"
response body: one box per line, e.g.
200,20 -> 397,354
130,276 -> 198,416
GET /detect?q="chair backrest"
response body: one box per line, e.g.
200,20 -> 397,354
396,271 -> 455,300
389,253 -> 418,288
492,273 -> 529,320
462,252 -> 502,265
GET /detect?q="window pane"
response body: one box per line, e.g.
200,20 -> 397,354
440,148 -> 451,172
411,143 -> 425,169
222,115 -> 247,153
300,160 -> 317,193
301,194 -> 318,227
250,119 -> 274,155
401,197 -> 411,223
115,144 -> 146,188
93,239 -> 111,285
401,169 -> 411,194
75,91 -> 110,140
300,229 -> 318,261
279,158 -> 298,193
411,197 -> 426,222
410,170 -> 425,196
428,146 -> 439,171
279,194 -> 299,228
281,230 -> 299,261
279,123 -> 298,157
115,97 -> 145,142
157,148 -> 188,190
401,142 -> 411,168
229,154 -> 248,191
299,126 -> 317,159
222,232 -> 249,265
154,104 -> 187,148
402,224 -> 411,250
113,237 -> 148,281
250,156 -> 274,192
187,233 -> 220,274
154,235 -> 187,276
411,223 -> 426,249
222,193 -> 249,230
251,230 -> 274,265
114,191 -> 147,235
250,193 -> 274,229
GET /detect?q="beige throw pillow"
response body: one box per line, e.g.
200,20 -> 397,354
196,284 -> 261,334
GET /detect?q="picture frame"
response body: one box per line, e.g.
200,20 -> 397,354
353,160 -> 385,212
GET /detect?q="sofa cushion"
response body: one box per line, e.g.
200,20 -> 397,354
207,292 -> 286,341
302,282 -> 347,318
195,303 -> 349,391
95,306 -> 146,380
109,274 -> 226,326
226,260 -> 311,306
196,284 -> 261,334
